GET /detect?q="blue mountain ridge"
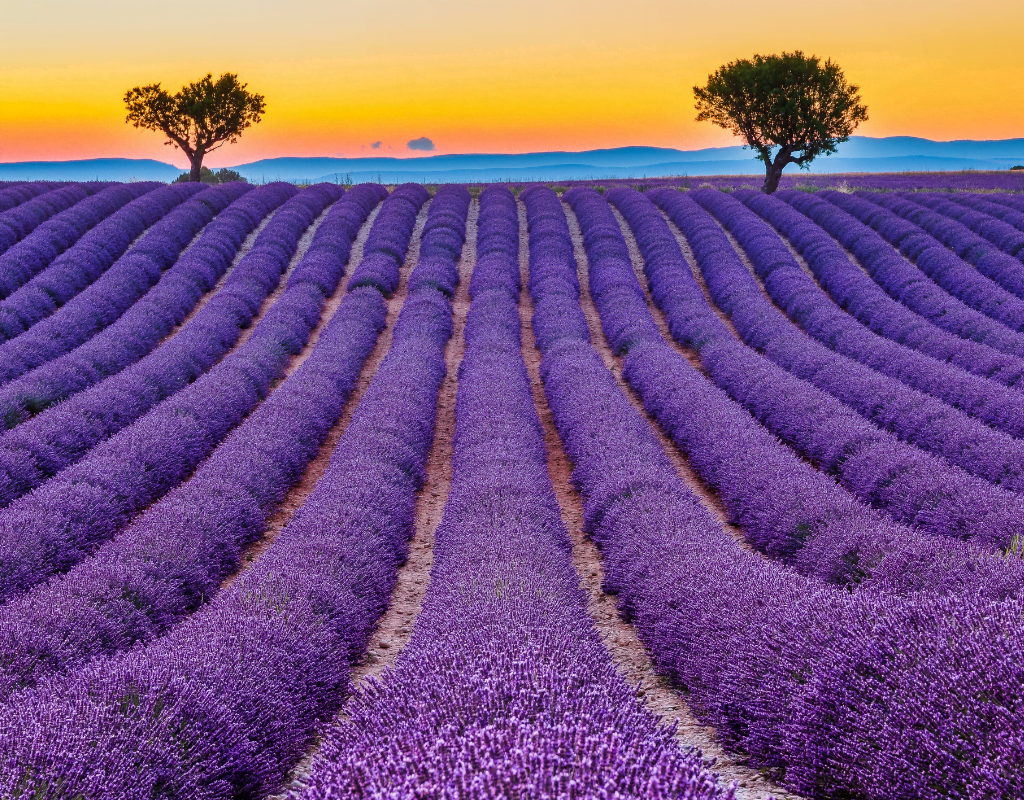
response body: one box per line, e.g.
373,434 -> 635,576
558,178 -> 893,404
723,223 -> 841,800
2,137 -> 1023,182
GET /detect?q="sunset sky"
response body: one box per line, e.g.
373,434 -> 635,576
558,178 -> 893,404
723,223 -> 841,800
1,0 -> 1022,167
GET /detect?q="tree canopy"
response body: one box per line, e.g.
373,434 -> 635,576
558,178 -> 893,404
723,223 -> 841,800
125,73 -> 265,183
694,52 -> 868,193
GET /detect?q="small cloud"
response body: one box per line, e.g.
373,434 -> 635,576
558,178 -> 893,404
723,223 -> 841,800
407,136 -> 435,152
371,141 -> 382,149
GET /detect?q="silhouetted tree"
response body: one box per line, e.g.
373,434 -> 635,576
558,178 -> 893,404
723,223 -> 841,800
694,52 -> 868,194
125,73 -> 265,183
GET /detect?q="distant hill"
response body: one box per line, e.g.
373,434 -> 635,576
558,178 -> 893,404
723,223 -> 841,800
0,158 -> 181,182
4,137 -> 1024,183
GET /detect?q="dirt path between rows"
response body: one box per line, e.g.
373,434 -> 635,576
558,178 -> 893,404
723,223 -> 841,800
222,201 -> 388,580
560,201 -> 802,799
265,197 -> 472,799
166,201 -> 281,340
350,197 -> 476,685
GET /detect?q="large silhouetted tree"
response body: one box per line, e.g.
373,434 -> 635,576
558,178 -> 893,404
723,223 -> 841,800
694,52 -> 868,194
125,73 -> 266,182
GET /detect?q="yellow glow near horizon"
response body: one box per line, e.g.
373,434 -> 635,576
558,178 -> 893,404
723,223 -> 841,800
1,0 -> 1021,165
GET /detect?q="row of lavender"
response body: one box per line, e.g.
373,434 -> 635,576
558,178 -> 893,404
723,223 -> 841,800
292,185 -> 729,799
517,185 -> 1022,798
0,183 -> 113,255
0,182 -> 295,505
0,177 -> 1019,797
0,184 -> 455,797
0,184 -> 342,601
588,187 -> 1024,599
0,183 -> 393,702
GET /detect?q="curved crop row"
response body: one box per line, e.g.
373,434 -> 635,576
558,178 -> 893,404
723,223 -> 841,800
295,185 -> 729,800
643,188 -> 1024,550
604,186 -> 1024,598
909,192 -> 1024,266
346,183 -> 431,295
817,190 -> 1024,351
0,183 -> 298,508
0,185 -> 341,602
0,191 -> 455,800
408,185 -> 471,296
0,183 -> 201,345
848,191 -> 1024,324
687,188 -> 1024,488
523,185 -> 1023,800
757,190 -> 1024,388
0,183 -> 100,256
0,183 -> 249,385
730,189 -> 1024,437
0,182 -> 158,304
0,183 -> 55,214
0,185 -> 387,703
959,192 -> 1024,233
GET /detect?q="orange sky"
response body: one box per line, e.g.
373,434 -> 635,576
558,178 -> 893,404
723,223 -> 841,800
1,0 -> 1021,166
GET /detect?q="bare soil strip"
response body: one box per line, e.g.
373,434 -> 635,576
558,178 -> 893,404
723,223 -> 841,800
166,203 -> 280,338
561,202 -> 802,799
568,205 -> 744,548
265,198 -> 474,799
350,196 -> 477,685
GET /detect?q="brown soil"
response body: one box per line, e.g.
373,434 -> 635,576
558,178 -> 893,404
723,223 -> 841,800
222,201 -> 388,582
266,199 -> 473,798
566,205 -> 745,549
560,202 -> 802,799
350,196 -> 476,684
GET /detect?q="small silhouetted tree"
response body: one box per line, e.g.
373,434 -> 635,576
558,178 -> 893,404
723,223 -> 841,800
694,52 -> 868,194
125,73 -> 265,183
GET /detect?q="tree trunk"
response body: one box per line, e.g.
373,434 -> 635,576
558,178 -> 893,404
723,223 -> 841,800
762,146 -> 794,194
762,164 -> 785,194
189,155 -> 204,183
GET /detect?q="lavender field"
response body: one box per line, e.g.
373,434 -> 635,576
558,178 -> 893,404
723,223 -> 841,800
0,178 -> 1021,800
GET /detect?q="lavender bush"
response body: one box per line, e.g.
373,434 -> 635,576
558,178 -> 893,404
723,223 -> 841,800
842,191 -> 1024,328
0,183 -> 102,256
0,182 -> 159,304
813,190 -> 1024,355
0,183 -> 248,385
0,185 -> 342,600
910,192 -> 1024,269
0,184 -> 202,344
346,183 -> 431,295
294,184 -> 731,800
713,188 -> 1024,438
631,188 -> 1024,550
747,189 -> 1024,385
0,185 -> 388,701
601,186 -> 1024,597
523,184 -> 1024,800
0,183 -> 297,508
0,182 -> 56,214
0,185 -> 456,800
683,188 -> 1024,486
